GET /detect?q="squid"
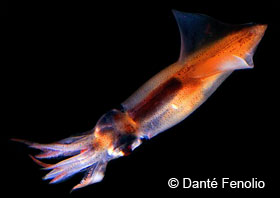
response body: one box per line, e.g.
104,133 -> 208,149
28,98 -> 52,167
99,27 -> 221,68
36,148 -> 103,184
13,10 -> 267,191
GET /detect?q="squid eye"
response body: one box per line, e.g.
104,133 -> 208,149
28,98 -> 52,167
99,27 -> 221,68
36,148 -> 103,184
119,134 -> 137,146
114,134 -> 137,156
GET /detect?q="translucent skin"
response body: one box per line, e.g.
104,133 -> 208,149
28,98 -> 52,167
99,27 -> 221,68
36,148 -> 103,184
123,24 -> 267,139
12,11 -> 267,191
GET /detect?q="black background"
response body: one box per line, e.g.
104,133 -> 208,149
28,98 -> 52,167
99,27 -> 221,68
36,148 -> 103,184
4,1 -> 279,197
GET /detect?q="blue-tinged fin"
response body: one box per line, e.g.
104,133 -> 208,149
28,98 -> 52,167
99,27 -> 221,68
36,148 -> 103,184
173,10 -> 233,62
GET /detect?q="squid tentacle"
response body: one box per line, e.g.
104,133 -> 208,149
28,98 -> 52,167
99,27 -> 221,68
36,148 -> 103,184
43,149 -> 94,170
43,151 -> 106,184
71,162 -> 107,191
35,150 -> 80,159
11,135 -> 93,152
12,136 -> 108,190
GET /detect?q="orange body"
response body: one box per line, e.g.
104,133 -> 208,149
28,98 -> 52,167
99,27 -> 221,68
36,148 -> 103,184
122,22 -> 266,139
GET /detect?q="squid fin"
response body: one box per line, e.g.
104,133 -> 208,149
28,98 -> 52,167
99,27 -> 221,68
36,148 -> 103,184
172,10 -> 266,63
172,10 -> 231,62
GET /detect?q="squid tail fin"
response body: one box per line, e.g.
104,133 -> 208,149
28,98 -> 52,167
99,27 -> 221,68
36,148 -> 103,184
172,10 -> 267,65
11,133 -> 108,191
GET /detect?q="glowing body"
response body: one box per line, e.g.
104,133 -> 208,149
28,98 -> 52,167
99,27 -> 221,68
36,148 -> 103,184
13,11 -> 266,190
123,22 -> 266,139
